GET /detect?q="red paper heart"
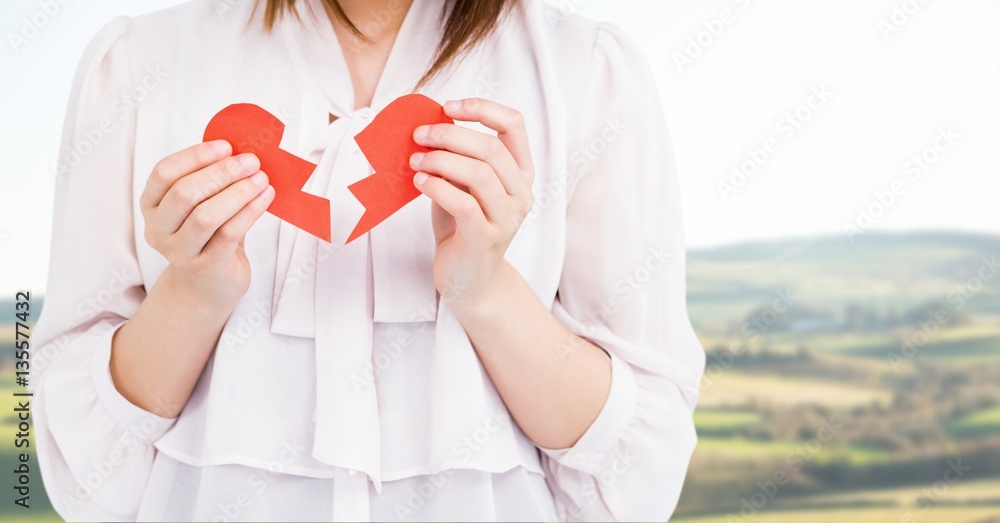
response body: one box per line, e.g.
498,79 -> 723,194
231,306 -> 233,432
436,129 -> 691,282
348,94 -> 454,244
203,104 -> 332,242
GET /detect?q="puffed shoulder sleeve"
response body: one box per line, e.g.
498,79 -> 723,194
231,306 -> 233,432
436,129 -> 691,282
539,22 -> 707,522
29,16 -> 176,522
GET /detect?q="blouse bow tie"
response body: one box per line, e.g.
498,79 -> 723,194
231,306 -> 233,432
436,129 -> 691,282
268,103 -> 440,490
259,0 -> 542,492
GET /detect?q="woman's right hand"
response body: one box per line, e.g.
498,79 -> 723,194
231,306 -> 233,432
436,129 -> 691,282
139,139 -> 274,308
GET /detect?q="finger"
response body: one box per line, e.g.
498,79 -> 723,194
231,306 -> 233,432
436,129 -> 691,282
155,153 -> 260,235
443,98 -> 533,174
413,123 -> 527,198
410,150 -> 509,223
141,140 -> 232,210
413,172 -> 488,238
202,185 -> 276,259
173,171 -> 270,257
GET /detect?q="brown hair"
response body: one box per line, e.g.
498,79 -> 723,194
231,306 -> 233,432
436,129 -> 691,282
259,0 -> 518,86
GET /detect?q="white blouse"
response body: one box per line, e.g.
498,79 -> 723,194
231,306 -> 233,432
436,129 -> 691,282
30,0 -> 706,521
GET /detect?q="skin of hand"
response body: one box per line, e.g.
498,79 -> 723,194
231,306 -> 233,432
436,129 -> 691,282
410,98 -> 536,307
140,141 -> 274,305
110,141 -> 274,418
411,98 -> 613,449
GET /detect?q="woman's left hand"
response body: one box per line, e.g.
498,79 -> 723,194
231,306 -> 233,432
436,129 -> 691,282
410,98 -> 535,309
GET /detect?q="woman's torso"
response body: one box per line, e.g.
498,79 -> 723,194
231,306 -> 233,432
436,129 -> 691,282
106,0 -> 602,518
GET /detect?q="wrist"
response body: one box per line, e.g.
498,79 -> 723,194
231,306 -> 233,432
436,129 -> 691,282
157,265 -> 241,319
447,261 -> 518,321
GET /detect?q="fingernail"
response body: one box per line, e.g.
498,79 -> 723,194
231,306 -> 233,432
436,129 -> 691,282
413,172 -> 429,186
444,100 -> 462,113
410,152 -> 425,168
250,172 -> 268,186
211,140 -> 231,156
239,153 -> 259,172
414,125 -> 430,141
261,185 -> 275,200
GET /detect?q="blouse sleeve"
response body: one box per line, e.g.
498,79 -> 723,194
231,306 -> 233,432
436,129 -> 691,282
538,22 -> 707,522
29,16 -> 176,522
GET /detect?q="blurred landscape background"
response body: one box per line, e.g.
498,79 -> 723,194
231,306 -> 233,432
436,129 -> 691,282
3,230 -> 997,522
676,231 -> 1000,522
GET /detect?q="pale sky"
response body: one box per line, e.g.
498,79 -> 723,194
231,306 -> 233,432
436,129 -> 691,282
1,0 -> 998,294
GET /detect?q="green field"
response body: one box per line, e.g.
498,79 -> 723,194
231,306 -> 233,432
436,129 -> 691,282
698,372 -> 892,409
695,437 -> 894,465
678,232 -> 1000,520
694,409 -> 761,436
678,507 -> 1000,523
946,408 -> 1000,438
731,324 -> 1000,356
677,477 -> 1000,522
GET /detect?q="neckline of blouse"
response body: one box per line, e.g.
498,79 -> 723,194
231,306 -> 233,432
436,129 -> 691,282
278,0 -> 445,120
